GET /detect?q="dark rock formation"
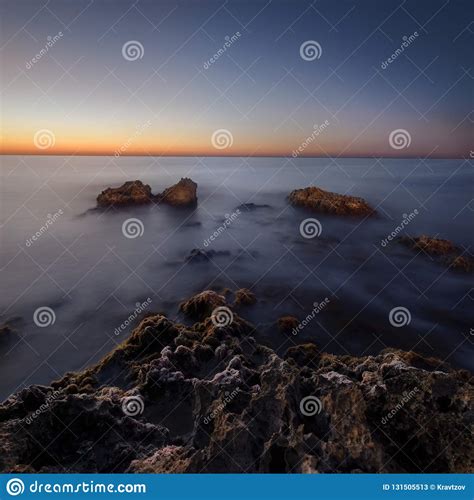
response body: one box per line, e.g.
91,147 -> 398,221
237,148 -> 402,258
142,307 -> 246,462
155,178 -> 197,207
0,292 -> 472,473
179,290 -> 226,320
289,186 -> 374,216
97,180 -> 153,207
97,178 -> 198,208
234,288 -> 257,306
278,315 -> 299,334
400,235 -> 473,272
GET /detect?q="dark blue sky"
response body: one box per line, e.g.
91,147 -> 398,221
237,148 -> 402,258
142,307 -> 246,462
1,0 -> 472,157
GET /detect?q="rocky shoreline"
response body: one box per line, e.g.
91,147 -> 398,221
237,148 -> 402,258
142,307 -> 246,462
0,289 -> 472,473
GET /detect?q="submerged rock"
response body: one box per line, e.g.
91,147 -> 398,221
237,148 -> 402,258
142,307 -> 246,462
155,178 -> 197,207
0,291 -> 472,473
277,315 -> 299,334
97,180 -> 152,207
234,288 -> 257,306
289,186 -> 374,216
399,235 -> 473,272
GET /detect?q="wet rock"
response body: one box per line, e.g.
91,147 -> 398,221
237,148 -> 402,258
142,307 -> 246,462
179,291 -> 226,320
0,291 -> 472,473
278,316 -> 299,334
289,186 -> 374,216
234,288 -> 257,306
155,178 -> 197,207
400,235 -> 473,272
97,180 -> 152,207
399,235 -> 458,256
448,255 -> 473,272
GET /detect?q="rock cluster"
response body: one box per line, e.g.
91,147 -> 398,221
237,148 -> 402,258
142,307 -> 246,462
289,186 -> 374,216
400,235 -> 473,272
97,178 -> 197,208
0,291 -> 471,473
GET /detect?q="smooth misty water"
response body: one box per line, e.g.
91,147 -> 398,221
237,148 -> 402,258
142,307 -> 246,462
1,156 -> 473,401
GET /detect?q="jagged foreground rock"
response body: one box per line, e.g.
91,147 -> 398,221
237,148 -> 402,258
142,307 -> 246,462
0,291 -> 472,473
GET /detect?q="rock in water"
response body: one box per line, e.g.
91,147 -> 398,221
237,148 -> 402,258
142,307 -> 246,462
399,235 -> 473,272
156,178 -> 197,207
97,180 -> 153,207
289,186 -> 374,216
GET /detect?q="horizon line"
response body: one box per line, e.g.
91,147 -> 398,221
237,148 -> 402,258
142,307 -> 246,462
0,153 -> 470,160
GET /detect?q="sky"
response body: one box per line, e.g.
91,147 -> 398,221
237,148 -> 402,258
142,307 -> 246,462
0,0 -> 472,158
